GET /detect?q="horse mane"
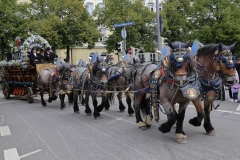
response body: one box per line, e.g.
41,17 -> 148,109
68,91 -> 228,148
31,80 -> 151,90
196,44 -> 219,57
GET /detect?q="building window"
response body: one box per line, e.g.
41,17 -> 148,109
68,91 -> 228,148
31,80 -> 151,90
148,3 -> 154,11
99,28 -> 107,41
86,3 -> 94,15
97,3 -> 105,8
159,3 -> 163,10
150,54 -> 155,62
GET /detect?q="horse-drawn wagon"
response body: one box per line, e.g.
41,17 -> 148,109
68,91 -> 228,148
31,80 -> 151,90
0,35 -> 56,103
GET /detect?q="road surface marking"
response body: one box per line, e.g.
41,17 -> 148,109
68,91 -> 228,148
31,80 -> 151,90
101,112 -> 135,125
108,117 -> 125,124
188,105 -> 240,115
0,126 -> 11,136
19,149 -> 42,159
4,148 -> 20,160
0,102 -> 11,105
4,148 -> 42,160
236,104 -> 240,111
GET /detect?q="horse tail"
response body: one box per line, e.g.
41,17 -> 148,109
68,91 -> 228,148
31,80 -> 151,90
108,91 -> 114,104
68,90 -> 74,106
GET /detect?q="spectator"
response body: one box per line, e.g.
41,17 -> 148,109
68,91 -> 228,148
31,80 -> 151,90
231,70 -> 239,102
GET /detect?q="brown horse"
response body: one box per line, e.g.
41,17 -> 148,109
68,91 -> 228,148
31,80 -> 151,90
37,62 -> 73,109
189,41 -> 236,135
125,41 -> 203,143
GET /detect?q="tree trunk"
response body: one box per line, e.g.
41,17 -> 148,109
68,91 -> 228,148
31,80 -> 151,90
1,37 -> 5,61
66,46 -> 70,63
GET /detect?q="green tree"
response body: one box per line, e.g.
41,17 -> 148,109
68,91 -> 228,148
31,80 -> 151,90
190,0 -> 240,56
93,0 -> 156,53
0,0 -> 29,60
161,0 -> 193,43
29,0 -> 102,62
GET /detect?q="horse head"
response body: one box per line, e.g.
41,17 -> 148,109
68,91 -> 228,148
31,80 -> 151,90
88,53 -> 110,84
217,43 -> 236,86
196,42 -> 236,87
56,63 -> 73,92
166,40 -> 193,86
122,54 -> 141,78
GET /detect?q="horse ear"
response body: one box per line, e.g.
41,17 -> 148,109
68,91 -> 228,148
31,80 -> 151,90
168,42 -> 174,49
228,42 -> 236,51
218,43 -> 223,52
185,40 -> 192,48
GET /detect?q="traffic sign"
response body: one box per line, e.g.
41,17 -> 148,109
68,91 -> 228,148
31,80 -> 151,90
114,22 -> 135,28
121,28 -> 127,39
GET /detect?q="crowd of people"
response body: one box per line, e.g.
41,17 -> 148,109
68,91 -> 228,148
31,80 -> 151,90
29,47 -> 56,65
217,58 -> 240,102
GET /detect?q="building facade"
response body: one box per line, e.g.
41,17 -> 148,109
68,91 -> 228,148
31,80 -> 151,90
18,0 -> 164,64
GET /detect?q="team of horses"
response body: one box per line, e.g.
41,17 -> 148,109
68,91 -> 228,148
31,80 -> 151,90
36,40 -> 237,143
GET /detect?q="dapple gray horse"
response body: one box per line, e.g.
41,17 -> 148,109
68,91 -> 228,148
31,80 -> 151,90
37,62 -> 73,109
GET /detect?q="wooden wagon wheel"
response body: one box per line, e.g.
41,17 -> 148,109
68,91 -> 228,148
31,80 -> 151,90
26,87 -> 34,103
2,82 -> 10,99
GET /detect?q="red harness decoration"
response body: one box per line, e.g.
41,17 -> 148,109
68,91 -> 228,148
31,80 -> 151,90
161,67 -> 175,85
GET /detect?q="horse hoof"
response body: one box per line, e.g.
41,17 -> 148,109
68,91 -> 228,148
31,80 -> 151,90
129,114 -> 134,117
120,110 -> 125,112
105,108 -> 109,111
94,116 -> 101,120
146,124 -> 151,128
42,104 -> 47,107
61,108 -> 65,110
139,126 -> 148,130
176,134 -> 187,144
206,130 -> 215,136
86,113 -> 92,116
74,111 -> 80,114
177,138 -> 187,144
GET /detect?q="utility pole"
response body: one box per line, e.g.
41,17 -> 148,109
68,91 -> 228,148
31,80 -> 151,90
156,0 -> 161,61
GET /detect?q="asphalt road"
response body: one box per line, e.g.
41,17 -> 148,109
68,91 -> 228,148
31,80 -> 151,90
0,91 -> 240,160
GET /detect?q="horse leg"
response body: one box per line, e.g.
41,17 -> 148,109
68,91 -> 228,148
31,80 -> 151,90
203,100 -> 215,135
104,94 -> 110,110
48,93 -> 52,103
143,98 -> 152,128
158,101 -> 177,133
84,92 -> 92,116
97,95 -> 106,112
59,94 -> 65,110
117,92 -> 126,112
40,90 -> 47,107
189,96 -> 205,126
92,93 -> 100,119
126,93 -> 134,117
134,94 -> 146,130
175,102 -> 188,144
73,90 -> 79,114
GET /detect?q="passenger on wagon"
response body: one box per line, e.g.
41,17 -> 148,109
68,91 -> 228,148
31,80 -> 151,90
44,47 -> 54,62
30,48 -> 42,66
40,48 -> 45,62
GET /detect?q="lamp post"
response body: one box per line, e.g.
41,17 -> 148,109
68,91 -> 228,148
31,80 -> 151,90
156,0 -> 161,61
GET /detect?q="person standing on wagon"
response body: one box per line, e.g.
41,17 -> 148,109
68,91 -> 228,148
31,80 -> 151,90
30,48 -> 42,66
44,47 -> 54,62
231,70 -> 239,103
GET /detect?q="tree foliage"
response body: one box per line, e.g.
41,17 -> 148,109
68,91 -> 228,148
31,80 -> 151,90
0,0 -> 29,60
162,0 -> 240,56
93,0 -> 156,53
28,0 -> 102,62
161,0 -> 193,43
190,0 -> 240,56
